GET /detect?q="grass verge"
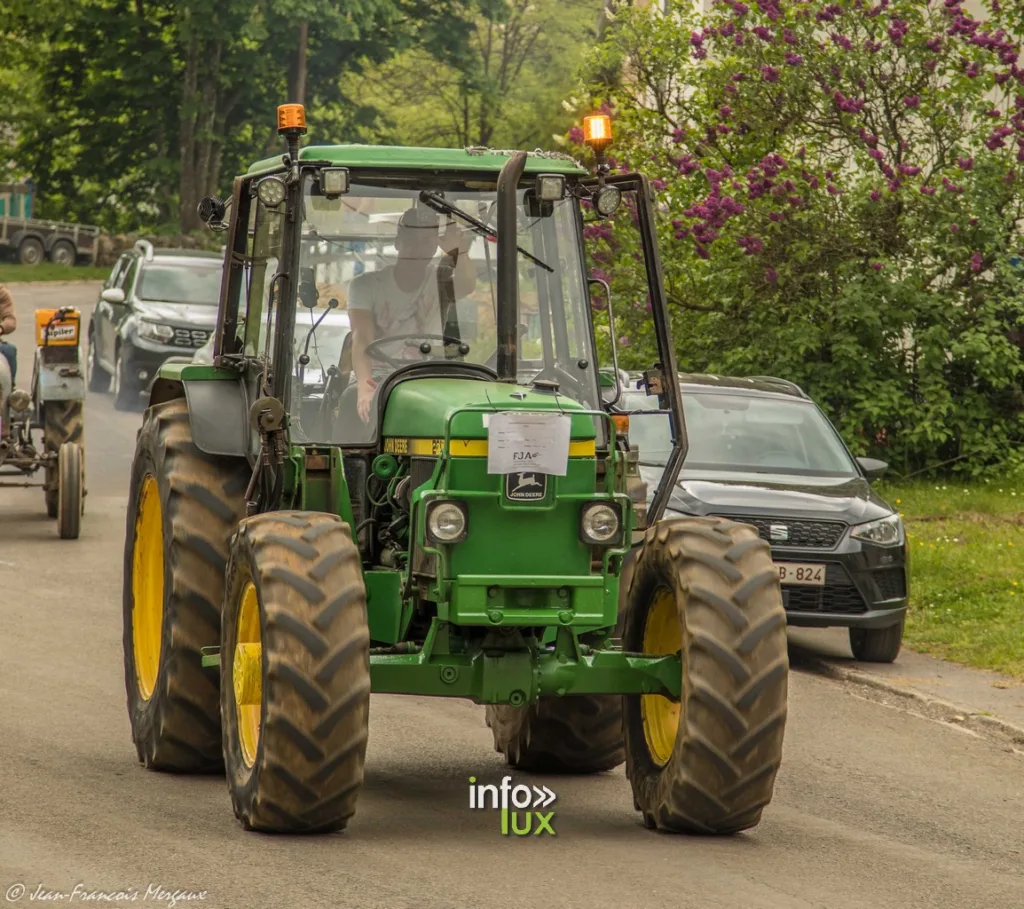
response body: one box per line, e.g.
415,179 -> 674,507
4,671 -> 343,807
0,264 -> 108,282
876,478 -> 1024,678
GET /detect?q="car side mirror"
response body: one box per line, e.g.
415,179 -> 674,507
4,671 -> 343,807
101,288 -> 126,305
856,457 -> 888,480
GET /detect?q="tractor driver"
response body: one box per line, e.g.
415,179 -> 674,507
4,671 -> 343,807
347,204 -> 476,423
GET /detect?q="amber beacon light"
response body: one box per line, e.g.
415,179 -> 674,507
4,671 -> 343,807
277,104 -> 307,135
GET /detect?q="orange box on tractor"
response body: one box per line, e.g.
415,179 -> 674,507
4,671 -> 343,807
35,308 -> 81,347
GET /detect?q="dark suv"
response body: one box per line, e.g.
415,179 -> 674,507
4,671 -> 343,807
615,373 -> 909,663
85,241 -> 223,409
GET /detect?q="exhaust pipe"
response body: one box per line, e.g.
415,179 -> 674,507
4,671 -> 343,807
496,150 -> 527,383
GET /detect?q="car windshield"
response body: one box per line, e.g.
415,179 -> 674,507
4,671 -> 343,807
623,389 -> 858,477
138,263 -> 222,305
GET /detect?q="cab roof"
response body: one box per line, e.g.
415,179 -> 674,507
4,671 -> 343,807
246,145 -> 588,177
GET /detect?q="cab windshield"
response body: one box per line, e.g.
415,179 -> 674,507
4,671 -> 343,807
288,171 -> 601,445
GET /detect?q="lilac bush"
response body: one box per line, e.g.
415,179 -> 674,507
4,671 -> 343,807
572,0 -> 1024,476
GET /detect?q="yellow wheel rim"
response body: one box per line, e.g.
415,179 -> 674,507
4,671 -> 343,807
641,587 -> 681,767
131,475 -> 164,700
234,581 -> 263,768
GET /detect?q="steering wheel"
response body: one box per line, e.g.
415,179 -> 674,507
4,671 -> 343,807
363,333 -> 470,369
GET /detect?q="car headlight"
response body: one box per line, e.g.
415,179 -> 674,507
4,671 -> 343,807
425,500 -> 468,544
580,501 -> 623,546
850,513 -> 904,547
137,320 -> 175,343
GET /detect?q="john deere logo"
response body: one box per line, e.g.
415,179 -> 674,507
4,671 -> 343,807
505,472 -> 547,501
769,524 -> 790,542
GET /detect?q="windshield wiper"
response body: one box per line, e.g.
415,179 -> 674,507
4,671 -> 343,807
418,191 -> 553,273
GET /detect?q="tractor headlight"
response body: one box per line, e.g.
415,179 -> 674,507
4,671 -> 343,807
594,185 -> 622,216
257,176 -> 287,208
580,501 -> 622,546
137,320 -> 175,343
8,389 -> 31,412
535,174 -> 566,202
850,513 -> 904,547
426,500 -> 468,544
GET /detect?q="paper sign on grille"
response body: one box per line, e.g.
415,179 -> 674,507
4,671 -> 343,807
486,411 -> 571,476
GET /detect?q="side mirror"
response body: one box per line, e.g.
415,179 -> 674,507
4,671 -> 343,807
857,457 -> 888,480
101,288 -> 126,305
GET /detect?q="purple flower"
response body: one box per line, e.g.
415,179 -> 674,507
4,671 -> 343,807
868,148 -> 884,161
690,30 -> 704,48
753,26 -> 774,42
942,177 -> 964,193
719,104 -> 733,118
783,28 -> 798,45
970,252 -> 983,271
950,223 -> 959,233
920,185 -> 936,196
738,235 -> 764,255
832,33 -> 853,51
870,189 -> 882,202
926,37 -> 943,51
957,156 -> 975,170
923,59 -> 938,72
966,61 -> 980,78
671,127 -> 686,144
827,183 -> 842,195
761,65 -> 780,82
904,95 -> 920,108
769,212 -> 786,222
764,267 -> 778,284
871,262 -> 883,271
785,52 -> 804,66
652,179 -> 667,191
591,268 -> 610,284
898,164 -> 922,176
568,126 -> 584,144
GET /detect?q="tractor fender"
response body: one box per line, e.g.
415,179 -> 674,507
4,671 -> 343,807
10,228 -> 45,248
181,376 -> 250,457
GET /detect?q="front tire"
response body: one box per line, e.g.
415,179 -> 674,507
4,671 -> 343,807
122,398 -> 249,771
42,400 -> 83,518
113,350 -> 137,411
222,512 -> 371,833
56,442 -> 83,539
849,620 -> 904,663
623,517 -> 789,835
86,329 -> 111,393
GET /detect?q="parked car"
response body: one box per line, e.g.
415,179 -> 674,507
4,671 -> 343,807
615,373 -> 908,663
85,241 -> 223,409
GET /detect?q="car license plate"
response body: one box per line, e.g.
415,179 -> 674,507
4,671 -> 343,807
775,562 -> 825,586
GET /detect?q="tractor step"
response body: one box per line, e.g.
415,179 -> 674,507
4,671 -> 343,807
200,645 -> 221,668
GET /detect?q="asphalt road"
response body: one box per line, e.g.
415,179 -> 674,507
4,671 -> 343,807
1,283 -> 1022,909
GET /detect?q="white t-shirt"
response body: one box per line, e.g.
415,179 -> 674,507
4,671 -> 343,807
347,263 -> 444,363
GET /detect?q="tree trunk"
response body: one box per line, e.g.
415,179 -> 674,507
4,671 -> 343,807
178,38 -> 223,233
178,36 -> 201,232
290,22 -> 309,106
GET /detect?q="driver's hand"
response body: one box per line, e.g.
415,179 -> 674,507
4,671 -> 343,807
356,380 -> 376,423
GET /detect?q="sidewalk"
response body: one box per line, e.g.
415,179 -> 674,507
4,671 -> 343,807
787,627 -> 1024,741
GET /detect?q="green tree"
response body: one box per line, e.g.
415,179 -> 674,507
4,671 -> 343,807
572,0 -> 1024,477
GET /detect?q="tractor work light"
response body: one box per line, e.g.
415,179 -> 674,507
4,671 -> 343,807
535,174 -> 566,202
595,185 -> 622,216
426,500 -> 468,544
321,168 -> 350,197
580,501 -> 622,546
257,176 -> 287,208
8,389 -> 30,412
277,103 -> 307,135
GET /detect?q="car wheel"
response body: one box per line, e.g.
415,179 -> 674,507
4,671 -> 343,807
849,620 -> 904,663
113,351 -> 137,412
86,329 -> 111,393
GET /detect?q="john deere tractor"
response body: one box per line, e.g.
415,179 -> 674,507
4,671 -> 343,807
122,104 -> 789,835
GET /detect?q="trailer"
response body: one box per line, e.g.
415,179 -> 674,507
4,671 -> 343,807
0,182 -> 101,266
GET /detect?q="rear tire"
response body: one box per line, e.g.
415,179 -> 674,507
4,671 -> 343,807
222,511 -> 371,833
486,694 -> 625,773
50,239 -> 76,266
623,517 -> 789,835
849,620 -> 904,663
56,441 -> 83,539
122,398 -> 250,772
86,329 -> 110,393
18,237 -> 44,266
113,351 -> 136,411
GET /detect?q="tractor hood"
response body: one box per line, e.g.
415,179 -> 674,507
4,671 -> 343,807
381,378 -> 598,442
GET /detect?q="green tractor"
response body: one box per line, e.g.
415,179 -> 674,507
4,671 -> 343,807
121,104 -> 788,835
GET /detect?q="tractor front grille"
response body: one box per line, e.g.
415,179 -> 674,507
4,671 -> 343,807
714,514 -> 847,549
172,327 -> 210,349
